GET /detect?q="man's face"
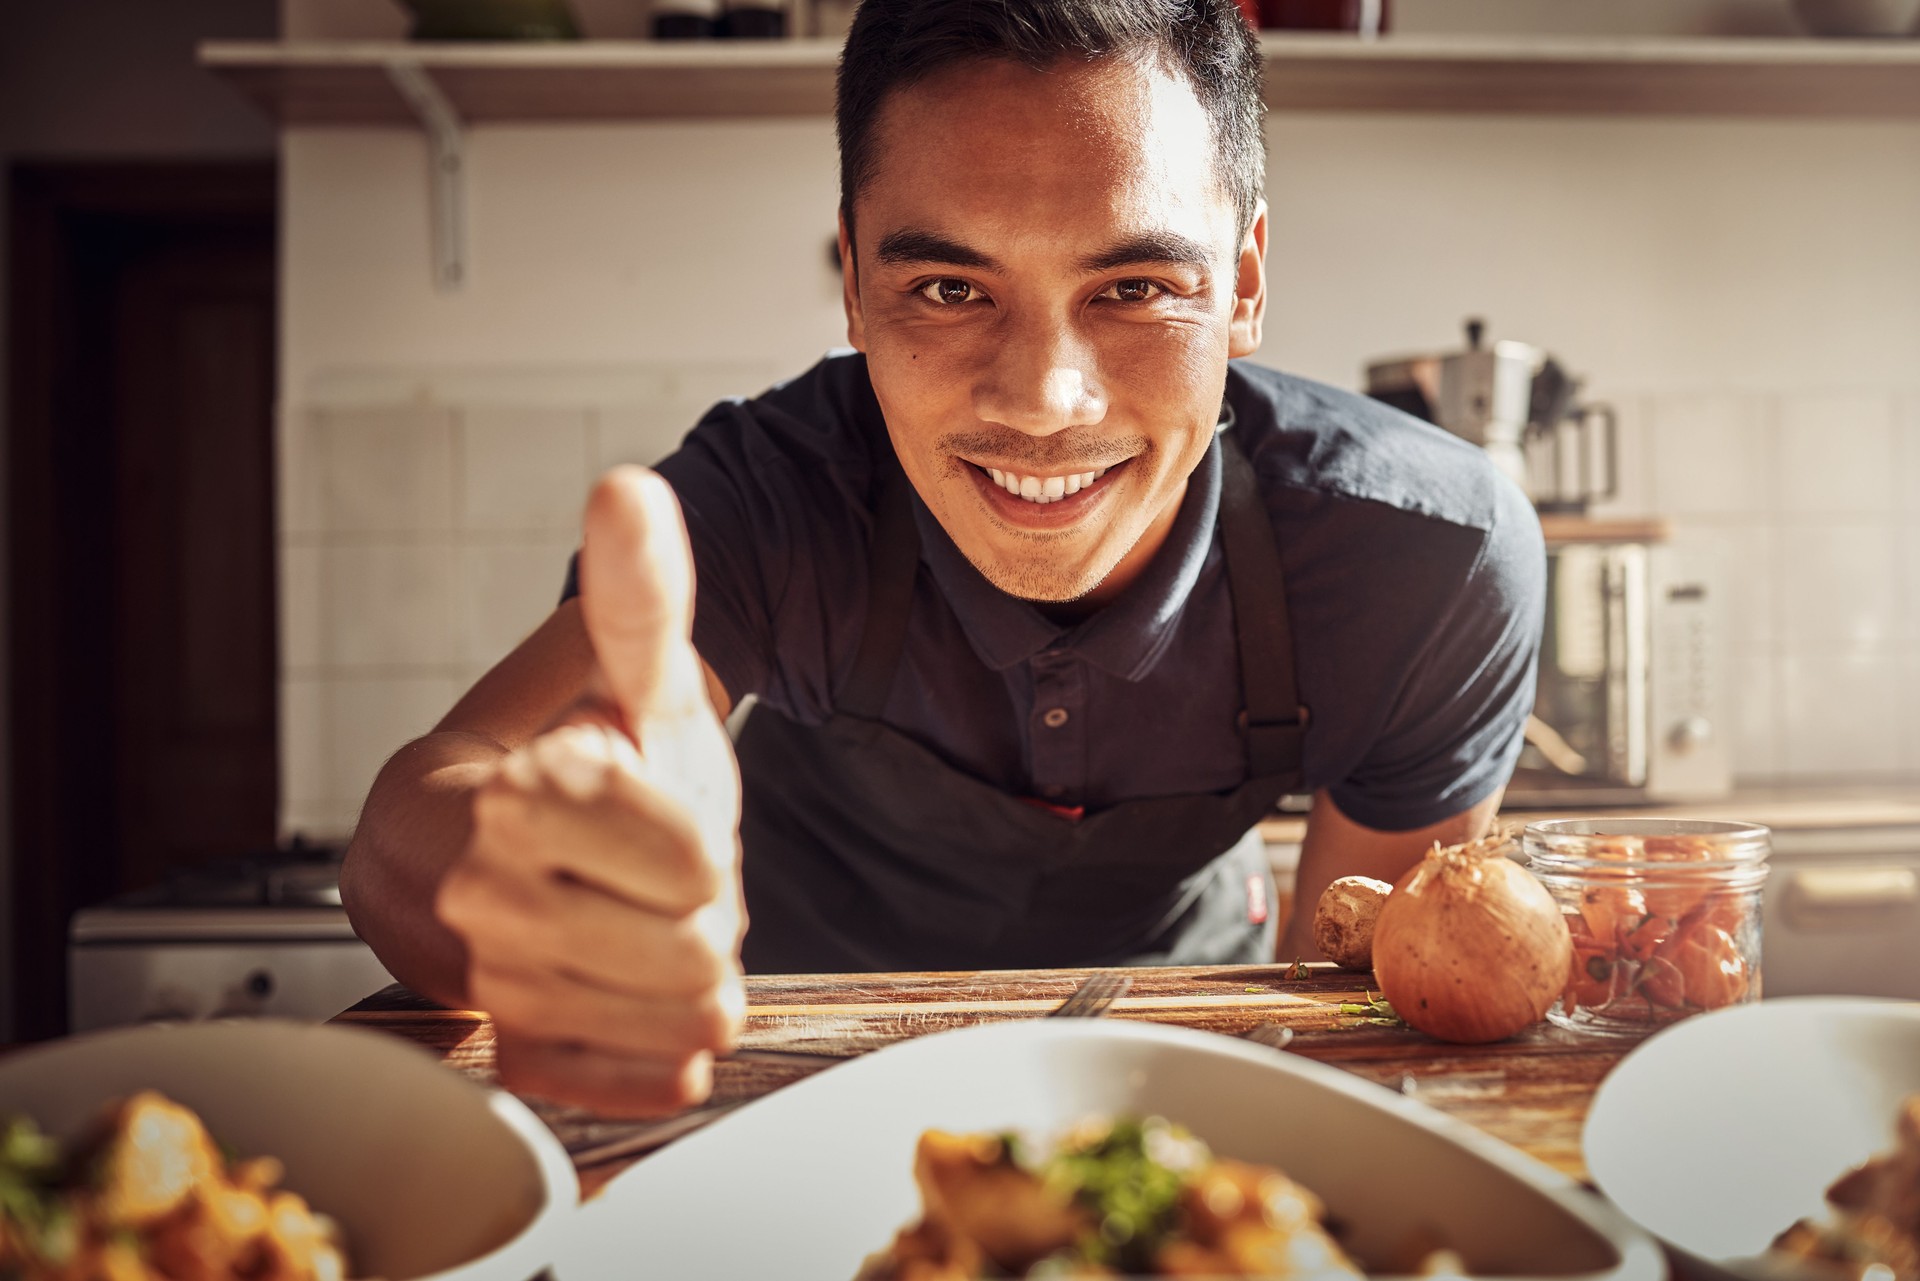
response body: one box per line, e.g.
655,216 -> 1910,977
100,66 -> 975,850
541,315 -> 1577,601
842,54 -> 1267,606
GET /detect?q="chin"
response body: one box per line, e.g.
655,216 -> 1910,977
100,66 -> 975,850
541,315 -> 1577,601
964,543 -> 1114,604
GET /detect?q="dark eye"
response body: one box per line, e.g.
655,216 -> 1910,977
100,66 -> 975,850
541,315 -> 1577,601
920,278 -> 980,305
1104,279 -> 1161,303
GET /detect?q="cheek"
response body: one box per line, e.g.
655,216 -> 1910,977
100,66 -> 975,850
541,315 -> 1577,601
867,328 -> 978,406
1107,329 -> 1228,433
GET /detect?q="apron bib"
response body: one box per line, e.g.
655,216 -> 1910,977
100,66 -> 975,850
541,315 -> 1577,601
736,422 -> 1309,973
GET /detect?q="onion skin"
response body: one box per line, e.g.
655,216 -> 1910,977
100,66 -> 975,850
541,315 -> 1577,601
1372,838 -> 1574,1044
1313,876 -> 1393,972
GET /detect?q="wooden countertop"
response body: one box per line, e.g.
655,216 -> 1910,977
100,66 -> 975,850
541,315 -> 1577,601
336,964 -> 1654,1201
1259,782 -> 1920,845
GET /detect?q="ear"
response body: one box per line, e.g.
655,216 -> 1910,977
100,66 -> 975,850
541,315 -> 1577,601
838,209 -> 867,352
1228,201 -> 1268,359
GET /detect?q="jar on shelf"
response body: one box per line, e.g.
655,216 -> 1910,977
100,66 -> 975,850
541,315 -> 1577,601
1525,819 -> 1770,1037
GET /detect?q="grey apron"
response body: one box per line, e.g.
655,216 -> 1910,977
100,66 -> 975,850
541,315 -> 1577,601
734,420 -> 1308,973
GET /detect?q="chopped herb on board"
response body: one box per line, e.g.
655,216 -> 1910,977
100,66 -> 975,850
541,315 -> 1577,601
1284,959 -> 1309,981
1339,992 -> 1404,1028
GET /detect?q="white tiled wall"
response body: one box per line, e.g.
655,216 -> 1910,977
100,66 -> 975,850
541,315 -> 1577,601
277,368 -> 776,838
1596,388 -> 1920,784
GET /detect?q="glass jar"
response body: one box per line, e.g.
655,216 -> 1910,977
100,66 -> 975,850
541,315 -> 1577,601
1525,819 -> 1770,1037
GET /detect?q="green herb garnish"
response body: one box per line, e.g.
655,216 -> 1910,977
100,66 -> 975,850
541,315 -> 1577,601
1033,1117 -> 1209,1273
0,1115 -> 74,1265
1338,991 -> 1404,1027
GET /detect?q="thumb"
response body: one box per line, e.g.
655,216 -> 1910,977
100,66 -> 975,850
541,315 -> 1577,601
578,466 -> 702,728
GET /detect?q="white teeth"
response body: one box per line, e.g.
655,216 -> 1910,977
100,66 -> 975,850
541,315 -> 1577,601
983,464 -> 1117,503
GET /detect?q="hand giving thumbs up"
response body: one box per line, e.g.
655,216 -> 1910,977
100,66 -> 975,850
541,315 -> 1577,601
437,467 -> 745,1116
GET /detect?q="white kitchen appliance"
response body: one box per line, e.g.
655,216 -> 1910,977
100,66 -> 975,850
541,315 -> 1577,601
67,843 -> 394,1032
1504,519 -> 1732,806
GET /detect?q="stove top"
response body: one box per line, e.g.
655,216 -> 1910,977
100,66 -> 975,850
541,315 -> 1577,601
107,839 -> 349,910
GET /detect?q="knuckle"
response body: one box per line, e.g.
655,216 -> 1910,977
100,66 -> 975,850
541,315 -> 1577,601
438,864 -> 533,954
472,783 -> 536,846
492,1044 -> 562,1103
435,866 -> 489,936
656,826 -> 720,904
597,1057 -> 707,1118
683,989 -> 742,1054
474,974 -> 556,1039
658,915 -> 729,995
661,1053 -> 714,1111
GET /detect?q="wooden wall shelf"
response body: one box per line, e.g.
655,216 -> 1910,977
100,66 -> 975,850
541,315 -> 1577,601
201,33 -> 1920,125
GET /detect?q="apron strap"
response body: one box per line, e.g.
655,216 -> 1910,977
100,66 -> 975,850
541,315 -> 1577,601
837,451 -> 921,720
1218,428 -> 1310,779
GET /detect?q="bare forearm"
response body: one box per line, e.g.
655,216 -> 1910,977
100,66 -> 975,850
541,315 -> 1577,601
341,730 -> 507,1008
1277,789 -> 1501,961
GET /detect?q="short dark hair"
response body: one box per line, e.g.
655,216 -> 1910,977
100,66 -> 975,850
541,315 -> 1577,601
835,0 -> 1266,246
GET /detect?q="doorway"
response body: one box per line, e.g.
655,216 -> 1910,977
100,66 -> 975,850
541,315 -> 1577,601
8,162 -> 280,1041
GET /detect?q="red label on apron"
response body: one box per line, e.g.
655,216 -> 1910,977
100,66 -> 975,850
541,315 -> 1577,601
1020,796 -> 1086,822
1246,874 -> 1270,925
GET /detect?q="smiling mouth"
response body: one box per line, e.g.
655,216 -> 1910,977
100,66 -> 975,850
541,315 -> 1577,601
965,460 -> 1128,505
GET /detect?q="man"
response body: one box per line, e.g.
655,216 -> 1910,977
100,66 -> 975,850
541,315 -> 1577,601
341,0 -> 1545,1116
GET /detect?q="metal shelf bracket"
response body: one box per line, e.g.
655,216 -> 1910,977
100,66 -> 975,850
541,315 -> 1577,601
386,61 -> 467,292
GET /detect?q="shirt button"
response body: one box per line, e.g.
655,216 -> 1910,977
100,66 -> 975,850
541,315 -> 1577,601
1042,707 -> 1070,729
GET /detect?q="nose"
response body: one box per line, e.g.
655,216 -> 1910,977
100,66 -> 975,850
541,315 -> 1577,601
972,317 -> 1106,438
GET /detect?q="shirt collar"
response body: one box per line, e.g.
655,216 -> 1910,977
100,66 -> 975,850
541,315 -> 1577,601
910,426 -> 1225,682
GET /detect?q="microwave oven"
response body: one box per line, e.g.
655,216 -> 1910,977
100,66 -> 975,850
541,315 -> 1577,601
1505,518 -> 1732,807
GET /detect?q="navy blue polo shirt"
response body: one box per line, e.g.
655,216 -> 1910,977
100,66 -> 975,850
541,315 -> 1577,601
567,352 -> 1545,832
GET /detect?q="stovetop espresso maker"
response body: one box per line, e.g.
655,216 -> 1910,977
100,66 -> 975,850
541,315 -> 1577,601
1364,318 -> 1617,513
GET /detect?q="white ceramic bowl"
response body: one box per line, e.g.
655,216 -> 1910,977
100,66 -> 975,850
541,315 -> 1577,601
0,1019 -> 576,1281
1584,996 -> 1920,1278
1789,0 -> 1920,36
561,1018 -> 1661,1280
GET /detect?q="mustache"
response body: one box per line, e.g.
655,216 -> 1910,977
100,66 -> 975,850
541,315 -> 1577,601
936,429 -> 1149,471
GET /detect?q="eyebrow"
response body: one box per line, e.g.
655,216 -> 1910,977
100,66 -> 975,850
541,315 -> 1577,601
873,229 -> 1002,271
870,227 -> 1217,275
1076,231 -> 1218,274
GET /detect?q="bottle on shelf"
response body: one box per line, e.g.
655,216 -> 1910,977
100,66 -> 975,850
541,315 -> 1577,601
718,0 -> 789,38
651,0 -> 720,39
1258,0 -> 1390,34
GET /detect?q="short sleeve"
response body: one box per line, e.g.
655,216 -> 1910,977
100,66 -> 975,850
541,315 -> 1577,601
1326,479 -> 1546,832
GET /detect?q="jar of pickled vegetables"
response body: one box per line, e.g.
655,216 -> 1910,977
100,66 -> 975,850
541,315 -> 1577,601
1524,819 -> 1770,1036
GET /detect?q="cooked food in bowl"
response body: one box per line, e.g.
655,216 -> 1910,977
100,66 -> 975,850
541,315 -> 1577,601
856,1114 -> 1429,1278
1772,1094 -> 1920,1280
0,1092 -> 352,1281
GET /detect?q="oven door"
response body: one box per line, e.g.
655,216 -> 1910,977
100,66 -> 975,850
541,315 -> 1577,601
68,907 -> 394,1032
1761,826 -> 1920,1000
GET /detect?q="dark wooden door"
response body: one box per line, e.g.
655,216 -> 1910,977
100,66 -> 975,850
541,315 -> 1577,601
8,163 -> 279,1040
110,228 -> 278,893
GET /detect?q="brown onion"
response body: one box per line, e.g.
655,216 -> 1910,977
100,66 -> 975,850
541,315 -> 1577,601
1372,834 -> 1573,1044
1312,875 -> 1393,972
